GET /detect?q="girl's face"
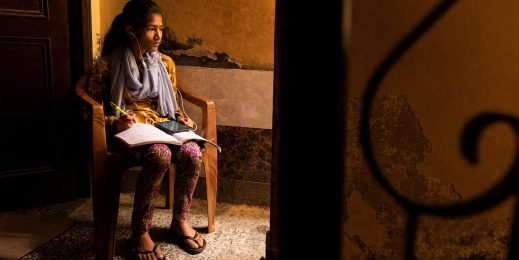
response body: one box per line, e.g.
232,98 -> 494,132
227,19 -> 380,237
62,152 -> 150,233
136,13 -> 163,53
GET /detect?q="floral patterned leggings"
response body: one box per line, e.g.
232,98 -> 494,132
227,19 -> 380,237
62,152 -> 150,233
130,141 -> 202,234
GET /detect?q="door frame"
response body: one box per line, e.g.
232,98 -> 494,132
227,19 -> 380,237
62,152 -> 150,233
68,0 -> 93,197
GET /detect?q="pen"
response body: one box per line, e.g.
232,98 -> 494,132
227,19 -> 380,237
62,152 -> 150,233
110,102 -> 128,115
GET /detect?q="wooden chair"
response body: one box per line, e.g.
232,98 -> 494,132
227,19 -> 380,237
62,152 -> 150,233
75,74 -> 218,260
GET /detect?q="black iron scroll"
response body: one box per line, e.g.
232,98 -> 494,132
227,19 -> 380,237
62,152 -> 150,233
360,0 -> 519,259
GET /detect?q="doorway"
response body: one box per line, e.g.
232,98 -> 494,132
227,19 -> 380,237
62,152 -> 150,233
0,0 -> 91,211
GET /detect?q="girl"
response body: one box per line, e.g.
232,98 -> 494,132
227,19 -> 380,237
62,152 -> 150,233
87,0 -> 207,259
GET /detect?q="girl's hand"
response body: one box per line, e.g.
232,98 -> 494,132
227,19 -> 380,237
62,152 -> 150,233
116,113 -> 135,132
176,115 -> 193,128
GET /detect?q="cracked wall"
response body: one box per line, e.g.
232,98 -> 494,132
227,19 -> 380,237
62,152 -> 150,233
344,95 -> 510,259
345,0 -> 519,258
159,0 -> 274,70
94,0 -> 274,70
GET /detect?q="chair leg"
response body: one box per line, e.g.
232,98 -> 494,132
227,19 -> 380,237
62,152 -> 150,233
203,146 -> 218,233
165,149 -> 216,232
92,158 -> 125,260
165,164 -> 175,209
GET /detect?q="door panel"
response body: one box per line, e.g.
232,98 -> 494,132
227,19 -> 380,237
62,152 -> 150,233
0,0 -> 47,17
0,0 -> 76,210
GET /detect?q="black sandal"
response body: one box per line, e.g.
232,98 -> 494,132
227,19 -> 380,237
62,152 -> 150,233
128,241 -> 167,260
171,230 -> 207,255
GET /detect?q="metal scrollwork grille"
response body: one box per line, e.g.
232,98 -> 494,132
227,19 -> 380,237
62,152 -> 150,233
360,0 -> 519,259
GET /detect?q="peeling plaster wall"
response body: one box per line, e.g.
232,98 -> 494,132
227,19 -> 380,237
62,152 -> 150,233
94,0 -> 274,70
345,0 -> 519,258
158,0 -> 275,70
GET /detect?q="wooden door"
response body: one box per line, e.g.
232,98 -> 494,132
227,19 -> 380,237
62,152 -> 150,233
0,0 -> 77,211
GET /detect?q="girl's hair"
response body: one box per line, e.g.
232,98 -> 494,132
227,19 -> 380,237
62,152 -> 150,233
101,0 -> 163,56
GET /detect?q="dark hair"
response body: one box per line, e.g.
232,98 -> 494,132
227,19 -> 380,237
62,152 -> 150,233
101,0 -> 163,56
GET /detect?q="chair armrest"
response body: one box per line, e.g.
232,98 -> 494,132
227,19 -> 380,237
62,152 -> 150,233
76,76 -> 105,124
75,74 -> 109,161
176,81 -> 217,143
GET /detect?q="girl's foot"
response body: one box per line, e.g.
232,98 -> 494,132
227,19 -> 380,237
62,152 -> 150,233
170,219 -> 206,253
129,232 -> 165,260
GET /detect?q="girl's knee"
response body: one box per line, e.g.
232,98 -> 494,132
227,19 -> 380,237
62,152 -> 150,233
146,143 -> 172,166
179,142 -> 203,165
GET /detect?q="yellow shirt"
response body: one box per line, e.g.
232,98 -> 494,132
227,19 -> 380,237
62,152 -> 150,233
87,53 -> 184,134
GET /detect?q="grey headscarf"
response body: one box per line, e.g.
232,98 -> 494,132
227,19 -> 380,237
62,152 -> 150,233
109,46 -> 178,118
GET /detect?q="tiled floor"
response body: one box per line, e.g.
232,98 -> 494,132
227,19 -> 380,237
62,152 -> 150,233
7,193 -> 270,260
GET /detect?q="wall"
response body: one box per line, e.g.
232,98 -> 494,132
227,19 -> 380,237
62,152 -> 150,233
93,0 -> 274,70
90,0 -> 101,60
344,0 -> 519,258
159,0 -> 274,71
92,0 -> 275,206
90,0 -> 126,59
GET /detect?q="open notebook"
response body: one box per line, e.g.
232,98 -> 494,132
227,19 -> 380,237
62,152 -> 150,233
114,122 -> 221,152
